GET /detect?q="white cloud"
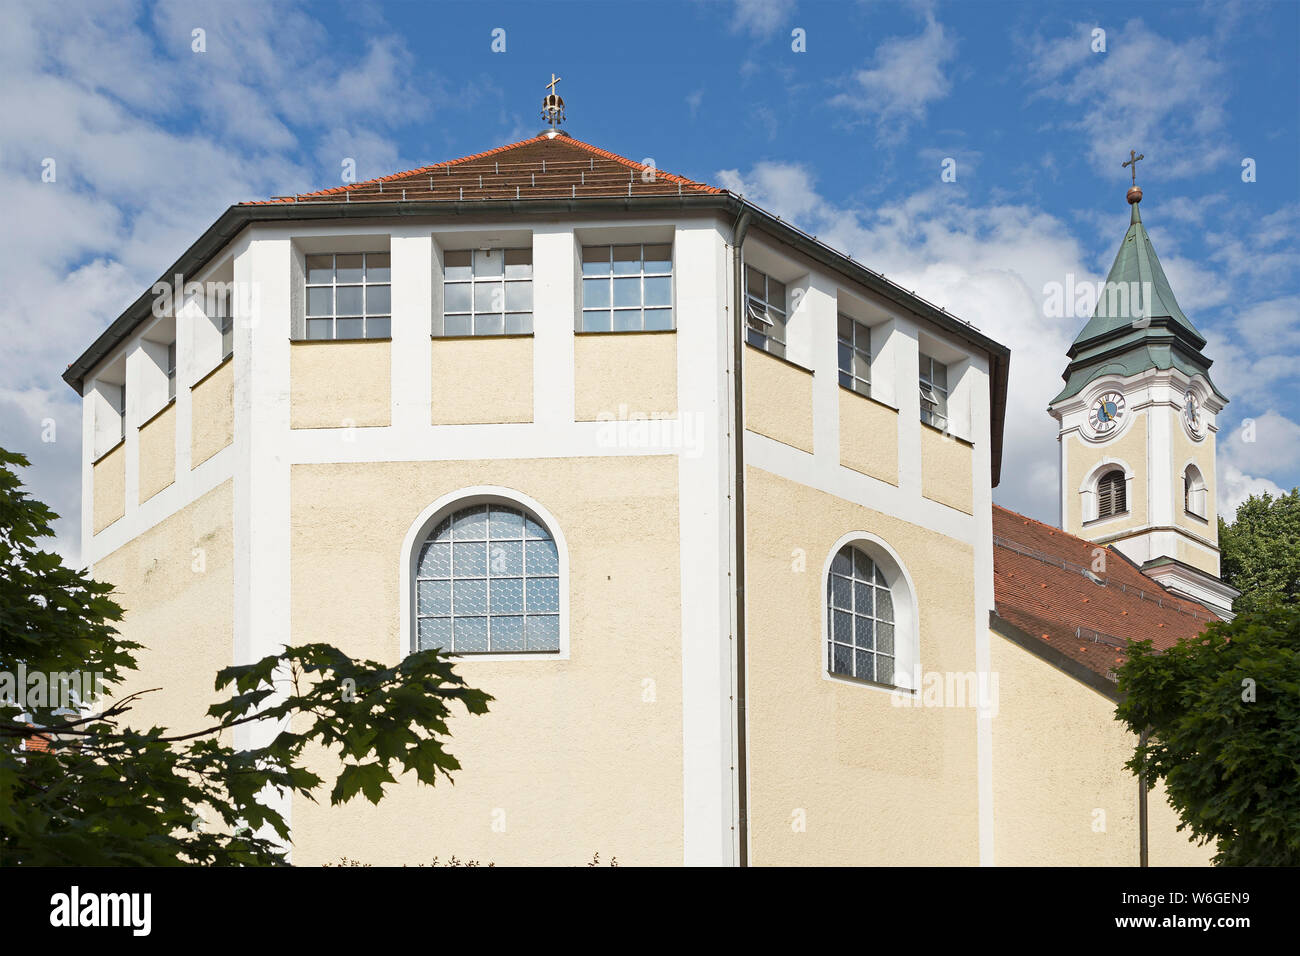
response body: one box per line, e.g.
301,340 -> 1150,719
0,0 -> 428,563
1219,409 -> 1300,478
830,15 -> 956,135
687,89 -> 704,119
1027,20 -> 1234,179
731,0 -> 796,37
1205,203 -> 1300,291
1156,193 -> 1229,226
1217,464 -> 1286,519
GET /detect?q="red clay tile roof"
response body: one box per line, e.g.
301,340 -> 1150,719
244,133 -> 724,206
21,726 -> 52,753
992,505 -> 1221,683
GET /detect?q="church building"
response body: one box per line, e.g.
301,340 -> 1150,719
63,84 -> 1228,866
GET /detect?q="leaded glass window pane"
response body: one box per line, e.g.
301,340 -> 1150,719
825,544 -> 897,685
415,503 -> 562,654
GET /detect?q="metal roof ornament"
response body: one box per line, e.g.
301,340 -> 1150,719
541,73 -> 566,136
1122,148 -> 1145,205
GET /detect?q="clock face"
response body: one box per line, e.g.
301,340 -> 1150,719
1089,391 -> 1127,436
1184,390 -> 1204,438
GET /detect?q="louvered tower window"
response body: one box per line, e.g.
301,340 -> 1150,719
1097,470 -> 1127,519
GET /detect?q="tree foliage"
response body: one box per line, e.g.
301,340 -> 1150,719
1115,601 -> 1300,866
0,448 -> 490,865
1219,488 -> 1300,613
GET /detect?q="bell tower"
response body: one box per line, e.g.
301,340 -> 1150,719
1047,156 -> 1237,616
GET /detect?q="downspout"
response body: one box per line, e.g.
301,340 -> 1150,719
730,207 -> 752,866
1138,727 -> 1150,866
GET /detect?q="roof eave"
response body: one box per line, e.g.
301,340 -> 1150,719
989,610 -> 1122,700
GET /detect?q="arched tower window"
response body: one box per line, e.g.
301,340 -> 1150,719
1184,465 -> 1208,519
414,502 -> 561,654
1096,469 -> 1127,519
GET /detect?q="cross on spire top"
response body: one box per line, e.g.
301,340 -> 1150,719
1122,149 -> 1145,186
1122,149 -> 1145,205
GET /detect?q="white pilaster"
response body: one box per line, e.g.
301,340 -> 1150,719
891,320 -> 922,495
1147,401 -> 1173,528
174,297 -> 197,480
79,388 -> 95,566
967,356 -> 996,866
390,230 -> 433,432
804,276 -> 839,471
676,223 -> 736,866
233,237 -> 294,849
123,348 -> 143,515
532,226 -> 576,427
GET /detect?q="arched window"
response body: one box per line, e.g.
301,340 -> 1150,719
1096,469 -> 1127,519
1184,465 -> 1207,518
414,502 -> 560,654
827,544 -> 897,686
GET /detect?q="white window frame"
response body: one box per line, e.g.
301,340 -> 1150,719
919,352 -> 948,429
745,266 -> 787,358
441,248 -> 533,336
1183,464 -> 1208,519
304,251 -> 392,340
837,313 -> 871,396
1079,458 -> 1134,524
399,487 -> 570,661
579,243 -> 673,332
821,532 -> 919,695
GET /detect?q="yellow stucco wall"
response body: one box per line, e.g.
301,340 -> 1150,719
92,480 -> 235,737
989,629 -> 1212,866
744,346 -> 813,454
921,425 -> 973,514
191,359 -> 233,467
138,403 -> 176,504
92,442 -> 125,533
291,340 -> 391,429
574,332 -> 677,421
431,336 -> 533,425
1066,414 -> 1149,536
839,389 -> 898,485
1176,538 -> 1221,576
744,466 -> 981,865
1148,778 -> 1217,865
288,456 -> 682,866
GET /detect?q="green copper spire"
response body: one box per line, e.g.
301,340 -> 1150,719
1067,195 -> 1203,349
1051,178 -> 1223,404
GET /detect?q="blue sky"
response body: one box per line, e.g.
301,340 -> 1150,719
1,0 -> 1297,561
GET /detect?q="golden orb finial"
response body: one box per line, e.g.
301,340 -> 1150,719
1127,185 -> 1143,204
